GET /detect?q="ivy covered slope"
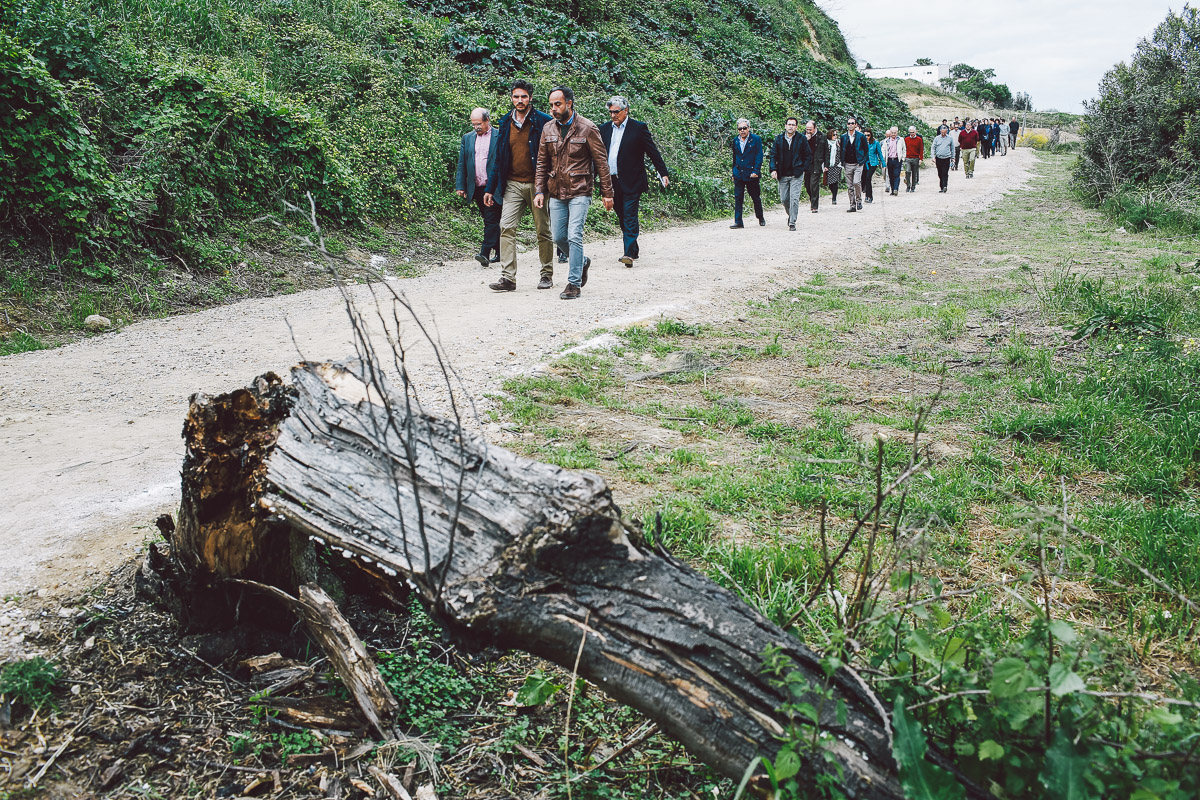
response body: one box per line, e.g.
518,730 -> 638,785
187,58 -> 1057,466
1,0 -> 916,285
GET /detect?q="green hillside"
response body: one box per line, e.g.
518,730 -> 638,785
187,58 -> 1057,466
1,0 -> 919,334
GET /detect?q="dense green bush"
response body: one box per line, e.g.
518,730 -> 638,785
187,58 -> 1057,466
0,29 -> 112,240
1075,7 -> 1200,230
2,0 -> 919,278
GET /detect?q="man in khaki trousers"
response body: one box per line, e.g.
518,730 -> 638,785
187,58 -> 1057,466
483,80 -> 556,291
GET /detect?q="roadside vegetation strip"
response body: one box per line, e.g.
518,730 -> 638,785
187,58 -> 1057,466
492,152 -> 1200,796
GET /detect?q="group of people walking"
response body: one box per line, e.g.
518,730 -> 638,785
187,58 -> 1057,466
455,80 -> 1021,299
727,112 -> 1019,225
455,80 -> 667,300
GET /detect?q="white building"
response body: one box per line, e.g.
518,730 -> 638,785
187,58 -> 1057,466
864,63 -> 950,87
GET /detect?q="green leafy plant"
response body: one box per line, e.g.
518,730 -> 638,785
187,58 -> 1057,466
0,656 -> 61,712
375,599 -> 490,750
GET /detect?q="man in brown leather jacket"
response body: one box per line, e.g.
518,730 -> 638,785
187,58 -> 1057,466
533,86 -> 614,300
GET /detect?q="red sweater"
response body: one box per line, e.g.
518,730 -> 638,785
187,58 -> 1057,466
958,129 -> 980,149
904,135 -> 924,159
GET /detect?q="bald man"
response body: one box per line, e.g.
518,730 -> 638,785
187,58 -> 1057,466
456,107 -> 501,266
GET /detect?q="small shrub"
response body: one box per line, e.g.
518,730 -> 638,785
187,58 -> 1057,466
1100,192 -> 1200,235
0,331 -> 50,356
1017,132 -> 1049,150
0,656 -> 60,712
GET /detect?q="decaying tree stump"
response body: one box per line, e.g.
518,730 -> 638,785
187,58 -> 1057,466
156,359 -> 909,796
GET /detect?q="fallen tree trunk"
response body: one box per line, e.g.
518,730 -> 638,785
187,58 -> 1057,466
161,359 -> 906,797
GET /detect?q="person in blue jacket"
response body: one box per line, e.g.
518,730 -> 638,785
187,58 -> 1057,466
862,126 -> 883,204
730,119 -> 765,228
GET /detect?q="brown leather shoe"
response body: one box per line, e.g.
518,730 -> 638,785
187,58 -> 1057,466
619,255 -> 634,267
489,277 -> 516,292
580,257 -> 591,287
537,276 -> 553,290
559,283 -> 581,300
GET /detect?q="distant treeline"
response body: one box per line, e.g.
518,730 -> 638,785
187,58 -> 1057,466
1074,6 -> 1200,233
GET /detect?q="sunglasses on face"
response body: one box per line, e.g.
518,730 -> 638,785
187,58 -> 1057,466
738,126 -> 748,131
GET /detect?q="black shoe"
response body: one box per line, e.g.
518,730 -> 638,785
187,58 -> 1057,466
857,203 -> 863,211
831,199 -> 837,205
788,224 -> 796,231
537,276 -> 553,290
474,253 -> 488,267
758,218 -> 766,226
489,277 -> 516,292
557,253 -> 568,264
730,222 -> 744,228
619,255 -> 634,267
846,206 -> 857,213
865,197 -> 873,204
560,283 -> 581,300
811,208 -> 818,213
580,256 -> 590,287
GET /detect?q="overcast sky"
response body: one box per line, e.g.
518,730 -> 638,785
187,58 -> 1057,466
814,1 -> 1181,113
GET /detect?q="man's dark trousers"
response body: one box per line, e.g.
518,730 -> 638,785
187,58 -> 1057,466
612,183 -> 641,259
935,157 -> 950,190
734,178 -> 763,224
804,168 -> 821,209
886,158 -> 902,193
472,185 -> 501,257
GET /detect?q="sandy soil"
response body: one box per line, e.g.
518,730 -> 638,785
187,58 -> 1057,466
0,149 -> 1035,601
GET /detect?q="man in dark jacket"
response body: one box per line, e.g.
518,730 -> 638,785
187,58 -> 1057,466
455,107 -> 501,266
730,118 -> 764,228
1009,117 -> 1020,147
483,80 -> 554,292
837,116 -> 869,212
599,96 -> 669,267
803,120 -> 826,213
770,117 -> 811,230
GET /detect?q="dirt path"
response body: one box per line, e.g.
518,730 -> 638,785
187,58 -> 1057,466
0,150 -> 1035,600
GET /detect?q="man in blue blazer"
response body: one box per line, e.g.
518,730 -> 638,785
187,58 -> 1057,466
599,96 -> 670,267
730,118 -> 764,228
455,108 -> 502,266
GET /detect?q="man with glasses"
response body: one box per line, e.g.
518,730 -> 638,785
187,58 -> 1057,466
837,117 -> 868,212
770,116 -> 810,230
599,96 -> 670,267
730,119 -> 764,228
533,86 -> 614,300
484,80 -> 554,292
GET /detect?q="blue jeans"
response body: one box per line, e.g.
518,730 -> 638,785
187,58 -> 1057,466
549,195 -> 591,287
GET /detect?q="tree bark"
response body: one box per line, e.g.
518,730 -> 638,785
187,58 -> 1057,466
166,360 -> 906,797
